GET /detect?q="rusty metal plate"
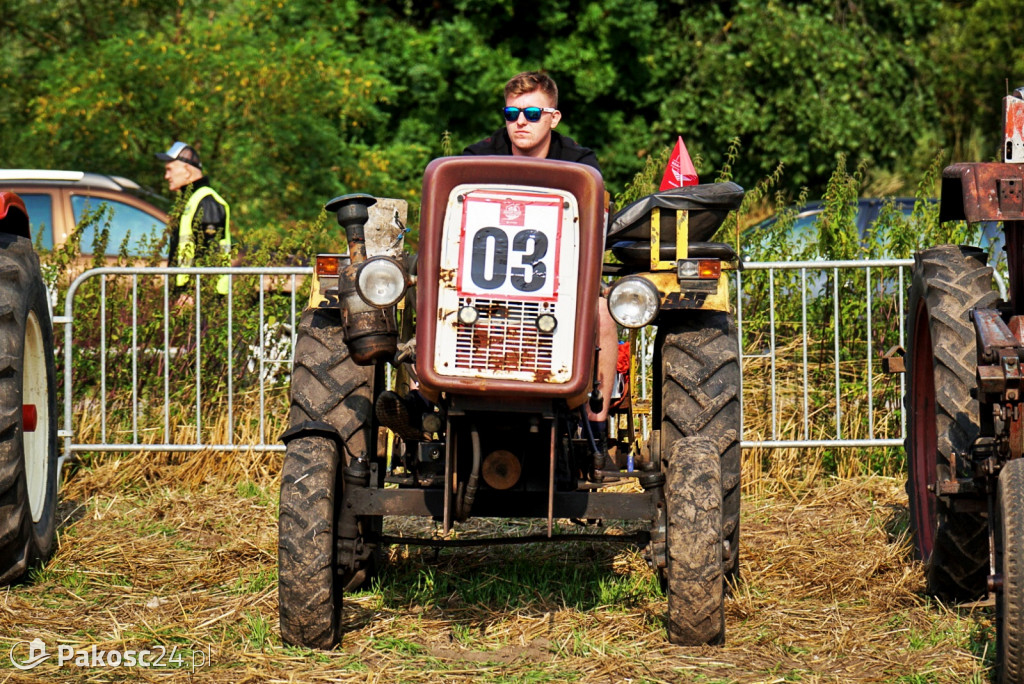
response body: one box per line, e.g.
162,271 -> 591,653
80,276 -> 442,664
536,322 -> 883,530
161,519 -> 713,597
365,198 -> 409,258
1005,92 -> 1024,163
940,162 -> 1024,223
416,157 -> 605,399
974,308 -> 1019,362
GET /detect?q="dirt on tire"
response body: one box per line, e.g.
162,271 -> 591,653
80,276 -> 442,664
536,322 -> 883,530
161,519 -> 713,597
997,458 -> 1024,682
905,244 -> 995,601
278,435 -> 343,649
0,233 -> 58,585
279,308 -> 381,648
663,435 -> 725,645
288,308 -> 374,463
656,311 -> 741,579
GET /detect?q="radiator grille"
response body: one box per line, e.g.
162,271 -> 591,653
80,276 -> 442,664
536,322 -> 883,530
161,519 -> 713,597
454,298 -> 555,375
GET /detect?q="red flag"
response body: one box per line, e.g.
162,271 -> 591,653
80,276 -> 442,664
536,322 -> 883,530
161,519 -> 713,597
658,136 -> 699,191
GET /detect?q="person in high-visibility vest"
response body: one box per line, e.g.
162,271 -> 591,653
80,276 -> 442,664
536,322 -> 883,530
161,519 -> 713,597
156,141 -> 231,294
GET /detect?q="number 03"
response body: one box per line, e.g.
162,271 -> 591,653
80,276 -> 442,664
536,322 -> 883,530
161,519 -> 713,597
470,227 -> 549,293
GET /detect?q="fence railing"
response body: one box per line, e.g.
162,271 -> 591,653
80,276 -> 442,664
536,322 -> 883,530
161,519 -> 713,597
57,266 -> 311,469
55,261 -> 1006,464
737,259 -> 911,450
736,258 -> 1005,451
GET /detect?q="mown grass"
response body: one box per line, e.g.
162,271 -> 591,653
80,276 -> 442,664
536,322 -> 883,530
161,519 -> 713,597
0,449 -> 995,683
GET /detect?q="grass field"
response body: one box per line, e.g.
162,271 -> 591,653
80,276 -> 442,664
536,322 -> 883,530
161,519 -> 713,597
0,447 -> 994,683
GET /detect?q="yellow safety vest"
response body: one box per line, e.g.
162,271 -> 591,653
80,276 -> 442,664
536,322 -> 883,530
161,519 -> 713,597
176,186 -> 231,294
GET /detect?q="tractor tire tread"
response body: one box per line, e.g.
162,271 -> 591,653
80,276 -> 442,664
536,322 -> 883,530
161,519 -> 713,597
278,436 -> 342,650
664,436 -> 725,645
998,459 -> 1024,682
289,308 -> 374,464
905,245 -> 994,601
0,234 -> 57,586
659,312 -> 742,576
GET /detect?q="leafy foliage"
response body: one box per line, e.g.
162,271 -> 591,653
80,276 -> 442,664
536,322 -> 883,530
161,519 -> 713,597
2,0 -> 1013,246
6,1 -> 1017,479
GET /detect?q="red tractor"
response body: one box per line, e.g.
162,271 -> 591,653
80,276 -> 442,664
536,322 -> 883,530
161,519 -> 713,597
277,156 -> 743,648
906,89 -> 1024,682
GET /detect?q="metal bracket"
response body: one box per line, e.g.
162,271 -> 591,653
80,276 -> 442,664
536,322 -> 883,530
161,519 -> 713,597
881,345 -> 905,374
649,207 -> 688,271
999,177 -> 1024,214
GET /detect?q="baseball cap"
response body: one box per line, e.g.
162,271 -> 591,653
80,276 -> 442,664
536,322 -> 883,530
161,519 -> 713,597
155,141 -> 202,169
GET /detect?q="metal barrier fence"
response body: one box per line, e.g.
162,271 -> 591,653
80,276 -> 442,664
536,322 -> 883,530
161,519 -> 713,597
737,259 -> 911,451
57,266 -> 311,469
55,261 -> 1007,464
737,258 -> 1005,451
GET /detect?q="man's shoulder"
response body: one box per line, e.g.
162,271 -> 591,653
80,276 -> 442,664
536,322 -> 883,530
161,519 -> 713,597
196,189 -> 228,226
193,183 -> 228,208
550,131 -> 600,172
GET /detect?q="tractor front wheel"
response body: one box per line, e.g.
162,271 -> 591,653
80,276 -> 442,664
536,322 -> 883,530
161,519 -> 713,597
654,312 -> 741,580
662,436 -> 725,645
278,436 -> 344,649
278,308 -> 379,649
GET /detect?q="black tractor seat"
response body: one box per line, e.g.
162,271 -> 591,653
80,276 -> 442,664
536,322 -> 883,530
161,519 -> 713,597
608,182 -> 745,242
610,239 -> 738,266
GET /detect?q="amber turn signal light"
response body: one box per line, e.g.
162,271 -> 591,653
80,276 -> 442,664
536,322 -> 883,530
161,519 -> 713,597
316,255 -> 342,276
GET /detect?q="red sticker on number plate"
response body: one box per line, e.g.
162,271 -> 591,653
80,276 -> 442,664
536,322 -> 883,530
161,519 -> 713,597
499,200 -> 526,226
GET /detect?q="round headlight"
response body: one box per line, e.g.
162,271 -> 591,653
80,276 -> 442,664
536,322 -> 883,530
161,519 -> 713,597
607,277 -> 660,328
536,313 -> 557,333
458,305 -> 479,325
356,257 -> 407,308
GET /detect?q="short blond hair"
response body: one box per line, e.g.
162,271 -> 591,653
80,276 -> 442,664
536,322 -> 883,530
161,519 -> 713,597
504,71 -> 558,107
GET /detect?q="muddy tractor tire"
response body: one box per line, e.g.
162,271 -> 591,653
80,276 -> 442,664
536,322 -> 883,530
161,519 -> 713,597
905,245 -> 995,601
656,311 -> 741,580
278,436 -> 345,649
278,308 -> 378,649
662,436 -> 725,645
997,458 -> 1024,683
0,234 -> 59,585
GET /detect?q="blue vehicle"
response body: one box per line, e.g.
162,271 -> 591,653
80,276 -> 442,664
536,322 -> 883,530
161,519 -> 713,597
742,197 -> 1003,264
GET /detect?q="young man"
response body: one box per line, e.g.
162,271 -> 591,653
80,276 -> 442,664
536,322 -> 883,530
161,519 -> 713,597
464,72 -> 619,471
463,71 -> 599,169
156,141 -> 231,291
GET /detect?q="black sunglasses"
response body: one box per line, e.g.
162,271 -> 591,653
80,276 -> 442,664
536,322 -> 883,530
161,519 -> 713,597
503,106 -> 557,123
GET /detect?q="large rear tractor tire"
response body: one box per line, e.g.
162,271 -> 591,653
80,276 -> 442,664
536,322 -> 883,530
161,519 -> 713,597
278,308 -> 378,649
905,245 -> 995,601
656,312 -> 741,580
0,234 -> 58,585
663,436 -> 725,645
996,458 -> 1024,683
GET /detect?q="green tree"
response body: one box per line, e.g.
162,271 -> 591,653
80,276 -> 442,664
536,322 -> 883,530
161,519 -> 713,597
927,0 -> 1024,162
0,0 -> 1012,245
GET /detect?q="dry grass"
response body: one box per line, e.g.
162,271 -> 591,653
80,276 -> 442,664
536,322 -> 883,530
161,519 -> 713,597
0,447 -> 993,683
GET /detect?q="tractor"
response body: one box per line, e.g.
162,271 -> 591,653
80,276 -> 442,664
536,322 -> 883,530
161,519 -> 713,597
905,88 -> 1024,682
277,155 -> 744,648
